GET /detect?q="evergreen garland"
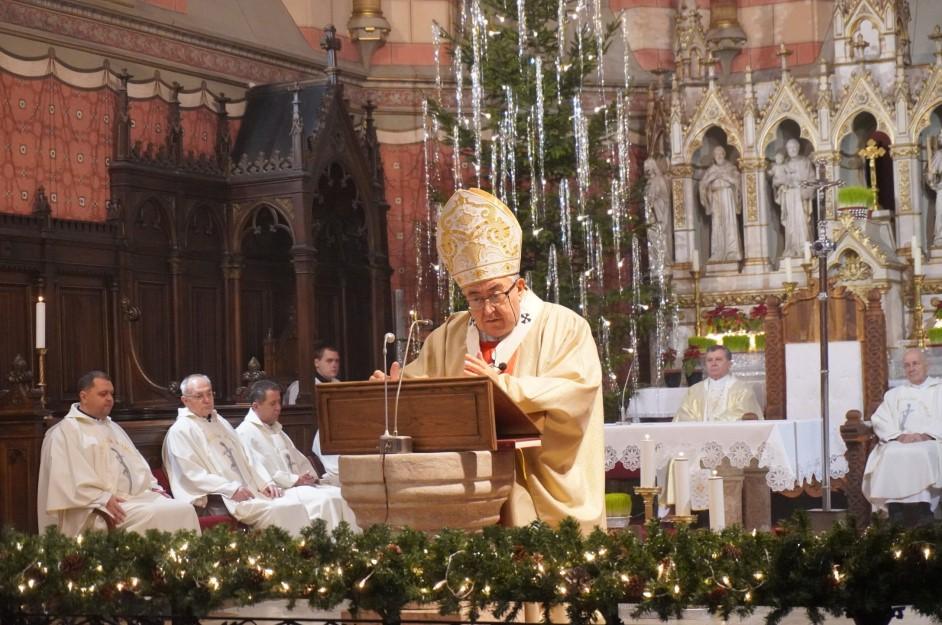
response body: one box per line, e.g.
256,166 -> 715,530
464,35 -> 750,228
2,515 -> 942,624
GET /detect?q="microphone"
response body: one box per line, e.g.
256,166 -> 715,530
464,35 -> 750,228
382,333 -> 396,437
497,362 -> 507,372
381,317 -> 432,454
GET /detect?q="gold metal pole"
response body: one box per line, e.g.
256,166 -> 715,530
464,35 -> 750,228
692,270 -> 703,336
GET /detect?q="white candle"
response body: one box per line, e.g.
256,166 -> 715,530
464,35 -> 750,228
784,256 -> 793,283
913,236 -> 923,275
708,471 -> 725,531
35,297 -> 46,350
803,242 -> 812,264
692,248 -> 700,273
640,434 -> 655,488
673,454 -> 691,516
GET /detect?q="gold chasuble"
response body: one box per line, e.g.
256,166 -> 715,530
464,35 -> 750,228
403,292 -> 606,532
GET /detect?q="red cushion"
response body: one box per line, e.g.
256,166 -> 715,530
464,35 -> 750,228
151,467 -> 240,531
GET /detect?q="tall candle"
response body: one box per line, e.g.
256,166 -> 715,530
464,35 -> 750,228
708,471 -> 725,531
784,256 -> 793,283
691,248 -> 700,273
35,297 -> 46,350
803,242 -> 812,264
913,236 -> 923,275
673,454 -> 691,516
640,434 -> 655,488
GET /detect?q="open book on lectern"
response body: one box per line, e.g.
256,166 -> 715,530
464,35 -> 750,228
315,376 -> 542,455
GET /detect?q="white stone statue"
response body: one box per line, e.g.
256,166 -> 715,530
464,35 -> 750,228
698,145 -> 742,262
644,157 -> 673,264
927,130 -> 942,246
773,138 -> 816,258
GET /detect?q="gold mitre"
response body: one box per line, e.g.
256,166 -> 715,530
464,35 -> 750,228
437,188 -> 521,288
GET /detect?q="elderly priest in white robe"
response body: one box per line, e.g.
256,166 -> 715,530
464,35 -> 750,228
236,380 -> 356,529
370,188 -> 606,533
863,349 -> 942,526
162,374 -> 312,536
674,345 -> 763,422
38,371 -> 200,536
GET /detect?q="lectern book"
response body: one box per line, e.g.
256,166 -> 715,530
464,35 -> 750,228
316,377 -> 542,454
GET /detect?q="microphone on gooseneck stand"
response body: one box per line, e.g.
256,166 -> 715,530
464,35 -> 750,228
382,332 -> 396,438
381,318 -> 432,454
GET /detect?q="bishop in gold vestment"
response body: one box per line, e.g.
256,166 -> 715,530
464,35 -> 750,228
372,188 -> 606,532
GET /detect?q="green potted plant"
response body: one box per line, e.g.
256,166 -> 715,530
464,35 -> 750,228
687,336 -> 717,350
837,185 -> 876,219
722,334 -> 751,352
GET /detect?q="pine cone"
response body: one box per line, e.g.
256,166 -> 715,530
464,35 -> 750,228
60,553 -> 87,580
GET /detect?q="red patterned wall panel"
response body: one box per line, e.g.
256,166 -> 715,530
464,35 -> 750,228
129,97 -> 171,153
180,106 -> 218,158
0,72 -> 114,220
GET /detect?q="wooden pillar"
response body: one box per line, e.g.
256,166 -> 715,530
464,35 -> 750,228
763,295 -> 786,419
862,289 -> 888,418
222,253 -> 243,401
293,247 -> 317,405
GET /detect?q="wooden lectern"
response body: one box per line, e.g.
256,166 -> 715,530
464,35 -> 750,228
315,377 -> 541,454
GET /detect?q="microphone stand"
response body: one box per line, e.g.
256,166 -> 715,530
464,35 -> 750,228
380,319 -> 430,454
381,332 -> 395,441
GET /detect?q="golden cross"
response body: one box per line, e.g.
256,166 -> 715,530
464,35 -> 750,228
857,138 -> 886,209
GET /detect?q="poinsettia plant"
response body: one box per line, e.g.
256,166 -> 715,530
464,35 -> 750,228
703,305 -> 749,334
682,346 -> 702,376
748,303 -> 767,332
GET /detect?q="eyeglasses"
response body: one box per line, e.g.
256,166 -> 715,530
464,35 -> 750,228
466,283 -> 517,311
183,391 -> 214,401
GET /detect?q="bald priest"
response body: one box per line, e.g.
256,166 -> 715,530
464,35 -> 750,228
370,188 -> 606,532
38,371 -> 200,536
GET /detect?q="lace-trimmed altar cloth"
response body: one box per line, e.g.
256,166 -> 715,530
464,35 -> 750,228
604,421 -> 847,509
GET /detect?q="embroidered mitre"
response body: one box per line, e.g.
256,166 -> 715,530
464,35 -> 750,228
437,188 -> 521,288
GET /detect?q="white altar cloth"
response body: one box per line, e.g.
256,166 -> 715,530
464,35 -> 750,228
604,421 -> 848,509
625,382 -> 767,421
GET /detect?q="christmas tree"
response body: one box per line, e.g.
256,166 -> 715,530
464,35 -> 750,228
420,0 -> 673,418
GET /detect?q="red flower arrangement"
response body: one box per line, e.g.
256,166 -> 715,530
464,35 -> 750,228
682,346 -> 702,376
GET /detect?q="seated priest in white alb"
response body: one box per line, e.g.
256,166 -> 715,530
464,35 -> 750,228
38,371 -> 200,537
236,380 -> 356,529
863,348 -> 942,527
369,188 -> 606,533
674,345 -> 763,421
162,373 -> 312,536
285,343 -> 342,406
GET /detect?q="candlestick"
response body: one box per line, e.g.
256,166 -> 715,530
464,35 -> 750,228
691,247 -> 700,273
36,347 -> 47,409
784,256 -> 793,283
912,266 -> 928,348
633,486 -> 659,522
640,434 -> 655,488
36,296 -> 46,349
691,270 -> 703,336
673,454 -> 691,516
708,471 -> 725,531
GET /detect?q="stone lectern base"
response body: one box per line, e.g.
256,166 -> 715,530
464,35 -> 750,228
339,450 -> 516,530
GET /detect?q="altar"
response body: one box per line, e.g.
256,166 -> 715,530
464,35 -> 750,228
604,420 -> 849,529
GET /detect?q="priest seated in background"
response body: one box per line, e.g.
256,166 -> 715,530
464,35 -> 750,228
37,370 -> 200,537
863,348 -> 942,527
162,373 -> 312,536
369,188 -> 606,533
674,345 -> 763,422
236,380 -> 356,529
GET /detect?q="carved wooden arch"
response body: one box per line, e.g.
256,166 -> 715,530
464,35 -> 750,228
304,89 -> 383,256
231,201 -> 295,254
131,194 -> 175,248
182,202 -> 226,253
